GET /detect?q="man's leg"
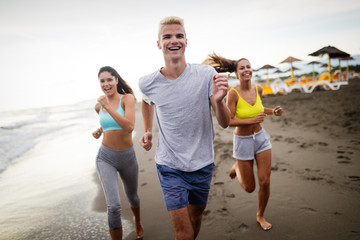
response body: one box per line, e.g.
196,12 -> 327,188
157,163 -> 212,239
185,163 -> 213,239
187,204 -> 206,239
169,207 -> 194,240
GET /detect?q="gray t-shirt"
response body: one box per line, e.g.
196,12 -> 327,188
139,63 -> 217,172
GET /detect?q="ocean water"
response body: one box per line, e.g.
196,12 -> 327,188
0,100 -> 136,239
0,100 -> 96,173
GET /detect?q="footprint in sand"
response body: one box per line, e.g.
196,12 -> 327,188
338,145 -> 358,151
285,137 -> 298,144
348,176 -> 360,181
216,207 -> 228,216
272,135 -> 283,142
336,146 -> 354,164
338,161 -> 351,164
317,142 -> 328,146
220,153 -> 232,159
337,155 -> 351,164
214,181 -> 224,185
337,155 -> 351,160
272,162 -> 288,172
299,168 -> 324,181
238,223 -> 249,232
271,165 -> 287,172
225,194 -> 235,198
271,165 -> 279,171
300,207 -> 317,212
203,210 -> 211,216
214,140 -> 226,148
306,176 -> 324,181
299,142 -> 313,148
350,140 -> 360,145
305,168 -> 320,172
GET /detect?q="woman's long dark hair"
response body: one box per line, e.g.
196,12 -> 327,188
98,66 -> 134,95
203,53 -> 249,74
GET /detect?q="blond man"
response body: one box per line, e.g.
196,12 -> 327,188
139,16 -> 230,239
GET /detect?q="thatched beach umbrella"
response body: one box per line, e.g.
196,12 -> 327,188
320,63 -> 328,72
306,61 -> 321,79
258,64 -> 276,83
280,56 -> 301,79
340,56 -> 354,72
274,69 -> 283,78
272,69 -> 284,81
284,66 -> 300,73
309,45 -> 350,81
284,66 -> 300,78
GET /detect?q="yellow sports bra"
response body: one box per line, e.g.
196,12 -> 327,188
232,85 -> 264,119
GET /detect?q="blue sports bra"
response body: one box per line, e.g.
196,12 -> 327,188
99,95 -> 125,131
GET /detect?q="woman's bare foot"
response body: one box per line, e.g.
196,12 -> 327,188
257,215 -> 272,231
229,162 -> 237,179
133,216 -> 144,239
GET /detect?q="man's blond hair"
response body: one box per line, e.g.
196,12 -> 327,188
158,16 -> 185,39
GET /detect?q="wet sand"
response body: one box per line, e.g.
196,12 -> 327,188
1,78 -> 359,240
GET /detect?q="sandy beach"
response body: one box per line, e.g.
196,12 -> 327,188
1,78 -> 359,240
201,77 -> 360,240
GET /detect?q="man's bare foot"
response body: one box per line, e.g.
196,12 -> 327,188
257,216 -> 272,231
229,162 -> 237,179
133,216 -> 144,239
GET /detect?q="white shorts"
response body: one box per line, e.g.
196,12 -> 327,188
233,128 -> 272,160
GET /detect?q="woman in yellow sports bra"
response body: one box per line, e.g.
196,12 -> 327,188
206,53 -> 283,231
92,66 -> 143,240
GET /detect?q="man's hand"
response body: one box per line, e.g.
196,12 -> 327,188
212,74 -> 229,102
139,132 -> 153,151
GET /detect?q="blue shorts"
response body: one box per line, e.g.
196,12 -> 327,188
233,128 -> 272,160
156,163 -> 214,211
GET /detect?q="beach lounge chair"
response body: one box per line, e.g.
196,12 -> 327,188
285,78 -> 302,92
270,79 -> 290,95
260,83 -> 274,95
300,71 -> 348,93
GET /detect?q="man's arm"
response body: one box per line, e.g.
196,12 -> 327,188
139,100 -> 155,151
210,74 -> 230,128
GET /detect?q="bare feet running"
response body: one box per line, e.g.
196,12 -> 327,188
257,215 -> 272,231
229,162 -> 237,179
133,216 -> 144,239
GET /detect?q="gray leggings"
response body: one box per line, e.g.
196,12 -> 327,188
96,144 -> 140,230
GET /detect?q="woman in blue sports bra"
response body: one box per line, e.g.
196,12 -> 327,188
205,54 -> 283,231
92,66 -> 143,239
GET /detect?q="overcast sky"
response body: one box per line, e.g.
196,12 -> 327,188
1,0 -> 360,111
